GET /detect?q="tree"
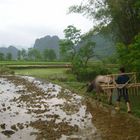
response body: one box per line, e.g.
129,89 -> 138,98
43,49 -> 49,61
107,0 -> 140,45
6,52 -> 12,60
28,48 -> 42,61
48,49 -> 56,61
78,34 -> 95,67
43,49 -> 56,61
17,50 -> 21,60
0,52 -> 5,61
59,25 -> 95,77
59,39 -> 73,61
69,0 -> 140,79
117,34 -> 140,74
69,0 -> 140,45
21,49 -> 27,60
59,25 -> 81,61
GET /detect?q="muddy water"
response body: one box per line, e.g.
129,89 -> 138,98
0,75 -> 101,140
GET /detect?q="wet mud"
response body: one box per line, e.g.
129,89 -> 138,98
1,75 -> 140,140
0,75 -> 100,140
86,99 -> 140,140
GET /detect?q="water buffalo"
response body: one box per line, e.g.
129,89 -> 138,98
87,75 -> 113,104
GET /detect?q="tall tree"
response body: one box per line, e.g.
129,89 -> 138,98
17,50 -> 21,60
59,25 -> 81,61
78,35 -> 95,67
43,49 -> 49,61
21,49 -> 27,60
6,52 -> 12,60
69,0 -> 140,45
59,25 -> 95,73
28,48 -> 41,61
117,33 -> 140,75
0,52 -> 5,61
43,49 -> 56,61
48,49 -> 56,61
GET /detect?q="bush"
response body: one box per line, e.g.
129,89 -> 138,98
75,65 -> 111,81
0,66 -> 15,75
116,34 -> 140,80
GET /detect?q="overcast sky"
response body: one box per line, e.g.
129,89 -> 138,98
0,0 -> 93,49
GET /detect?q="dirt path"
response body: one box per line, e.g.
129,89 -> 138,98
0,75 -> 140,140
86,98 -> 140,140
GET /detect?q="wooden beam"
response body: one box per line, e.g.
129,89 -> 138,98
100,83 -> 140,90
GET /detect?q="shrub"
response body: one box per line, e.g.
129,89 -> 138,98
0,65 -> 15,75
75,64 -> 111,81
116,33 -> 140,80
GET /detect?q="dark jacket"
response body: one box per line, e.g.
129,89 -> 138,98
116,74 -> 129,84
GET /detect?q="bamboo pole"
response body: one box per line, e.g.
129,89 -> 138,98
106,72 -> 136,77
99,73 -> 139,97
101,83 -> 140,90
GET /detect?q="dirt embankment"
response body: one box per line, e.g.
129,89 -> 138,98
86,98 -> 140,140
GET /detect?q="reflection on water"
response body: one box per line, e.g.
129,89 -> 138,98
0,76 -> 101,140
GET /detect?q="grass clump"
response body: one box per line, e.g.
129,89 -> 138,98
0,65 -> 15,75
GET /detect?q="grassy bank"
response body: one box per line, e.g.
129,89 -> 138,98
0,61 -> 71,69
15,68 -> 71,80
15,67 -> 86,95
0,60 -> 138,118
0,61 -> 70,65
14,67 -> 140,118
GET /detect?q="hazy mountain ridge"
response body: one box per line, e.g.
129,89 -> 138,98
33,34 -> 115,58
34,35 -> 60,57
0,46 -> 18,59
0,34 -> 115,60
93,34 -> 115,57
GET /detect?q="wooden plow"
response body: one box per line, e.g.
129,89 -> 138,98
100,72 -> 140,95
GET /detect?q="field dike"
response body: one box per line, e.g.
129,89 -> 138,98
0,75 -> 101,140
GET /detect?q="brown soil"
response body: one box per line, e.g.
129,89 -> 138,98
1,75 -> 140,140
86,98 -> 140,140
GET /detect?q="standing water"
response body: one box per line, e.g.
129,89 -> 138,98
0,75 -> 101,140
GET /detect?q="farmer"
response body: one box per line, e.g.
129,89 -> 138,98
115,67 -> 131,113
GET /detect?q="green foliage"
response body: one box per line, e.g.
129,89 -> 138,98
43,49 -> 56,61
21,49 -> 27,60
64,25 -> 81,44
6,52 -> 12,60
28,48 -> 42,61
116,34 -> 140,78
105,54 -> 118,64
69,0 -> 140,80
59,25 -> 81,61
74,64 -> 111,81
59,25 -> 95,77
17,50 -> 21,60
78,35 -> 95,67
17,49 -> 28,60
0,65 -> 14,75
15,68 -> 77,83
0,61 -> 70,66
69,0 -> 140,45
59,39 -> 74,61
0,52 -> 5,61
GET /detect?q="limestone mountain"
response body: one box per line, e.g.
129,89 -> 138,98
0,34 -> 115,60
0,46 -> 19,60
33,34 -> 115,59
33,35 -> 60,58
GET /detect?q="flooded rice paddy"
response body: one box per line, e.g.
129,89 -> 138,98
0,75 -> 101,140
1,75 -> 140,140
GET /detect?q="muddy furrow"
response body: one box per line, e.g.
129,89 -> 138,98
0,75 -> 101,140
